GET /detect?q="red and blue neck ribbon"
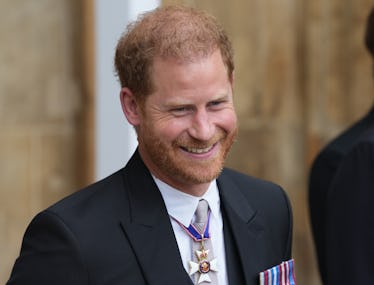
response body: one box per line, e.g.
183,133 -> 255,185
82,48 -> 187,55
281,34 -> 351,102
173,211 -> 211,242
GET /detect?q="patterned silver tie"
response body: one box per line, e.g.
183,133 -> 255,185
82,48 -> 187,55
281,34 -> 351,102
189,199 -> 219,285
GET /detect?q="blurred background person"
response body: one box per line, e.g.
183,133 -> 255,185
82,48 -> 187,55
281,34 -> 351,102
308,7 -> 374,285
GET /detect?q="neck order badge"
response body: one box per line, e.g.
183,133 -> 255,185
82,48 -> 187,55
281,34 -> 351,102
173,200 -> 219,284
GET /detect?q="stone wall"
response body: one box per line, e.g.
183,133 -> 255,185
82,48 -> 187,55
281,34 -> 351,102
0,0 -> 92,283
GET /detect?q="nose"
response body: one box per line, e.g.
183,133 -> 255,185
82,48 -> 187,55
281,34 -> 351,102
188,110 -> 215,141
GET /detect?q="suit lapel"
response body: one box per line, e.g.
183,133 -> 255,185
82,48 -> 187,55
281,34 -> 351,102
119,151 -> 192,285
118,152 -> 270,285
218,171 -> 266,285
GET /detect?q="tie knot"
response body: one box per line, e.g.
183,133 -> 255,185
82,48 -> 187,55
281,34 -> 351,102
195,199 -> 209,224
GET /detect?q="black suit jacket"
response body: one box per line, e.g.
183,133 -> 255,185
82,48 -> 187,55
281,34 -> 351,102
309,106 -> 374,284
7,150 -> 292,285
325,126 -> 374,284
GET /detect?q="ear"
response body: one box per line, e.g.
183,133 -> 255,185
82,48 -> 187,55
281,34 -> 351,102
120,87 -> 141,126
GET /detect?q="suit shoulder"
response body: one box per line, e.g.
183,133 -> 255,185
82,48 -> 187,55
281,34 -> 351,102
219,168 -> 293,259
46,169 -> 127,219
221,167 -> 279,188
220,168 -> 287,199
312,115 -> 374,169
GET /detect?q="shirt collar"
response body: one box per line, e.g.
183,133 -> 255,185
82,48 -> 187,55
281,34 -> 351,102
153,176 -> 221,227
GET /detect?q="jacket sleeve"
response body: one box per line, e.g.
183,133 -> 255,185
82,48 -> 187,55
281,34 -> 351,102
6,210 -> 88,285
325,140 -> 374,284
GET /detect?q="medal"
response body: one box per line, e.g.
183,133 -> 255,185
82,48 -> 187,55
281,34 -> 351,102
173,211 -> 219,284
188,244 -> 218,283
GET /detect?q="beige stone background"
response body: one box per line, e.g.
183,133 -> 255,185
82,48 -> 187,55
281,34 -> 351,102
0,0 -> 94,283
1,0 -> 373,284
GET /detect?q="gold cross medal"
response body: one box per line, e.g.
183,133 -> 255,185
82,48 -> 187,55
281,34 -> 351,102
173,209 -> 218,283
188,242 -> 218,283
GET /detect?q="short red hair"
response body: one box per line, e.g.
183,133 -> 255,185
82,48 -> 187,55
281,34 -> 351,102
114,5 -> 234,101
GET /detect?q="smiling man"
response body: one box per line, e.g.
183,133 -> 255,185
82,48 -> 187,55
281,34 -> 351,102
7,6 -> 294,285
122,49 -> 237,196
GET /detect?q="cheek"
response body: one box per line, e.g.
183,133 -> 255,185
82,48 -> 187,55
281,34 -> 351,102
215,111 -> 237,132
154,120 -> 189,141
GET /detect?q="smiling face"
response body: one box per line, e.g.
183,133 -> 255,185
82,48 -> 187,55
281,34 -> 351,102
122,49 -> 237,196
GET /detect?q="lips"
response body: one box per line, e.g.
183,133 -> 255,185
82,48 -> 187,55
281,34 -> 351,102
177,131 -> 226,155
183,145 -> 215,154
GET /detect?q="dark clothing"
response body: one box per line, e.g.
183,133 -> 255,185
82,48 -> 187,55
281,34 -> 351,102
309,106 -> 374,284
325,127 -> 374,284
7,150 -> 292,285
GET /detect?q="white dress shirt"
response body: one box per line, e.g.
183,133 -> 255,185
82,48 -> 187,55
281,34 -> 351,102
154,176 -> 228,285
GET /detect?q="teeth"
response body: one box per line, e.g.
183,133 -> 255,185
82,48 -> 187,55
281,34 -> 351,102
185,146 -> 212,154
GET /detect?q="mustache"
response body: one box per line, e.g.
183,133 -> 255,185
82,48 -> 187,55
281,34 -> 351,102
174,129 -> 226,148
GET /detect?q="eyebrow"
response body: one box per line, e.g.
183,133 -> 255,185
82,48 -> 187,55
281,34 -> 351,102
164,93 -> 230,107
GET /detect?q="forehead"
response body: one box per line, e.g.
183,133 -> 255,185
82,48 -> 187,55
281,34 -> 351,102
146,51 -> 233,106
150,50 -> 229,84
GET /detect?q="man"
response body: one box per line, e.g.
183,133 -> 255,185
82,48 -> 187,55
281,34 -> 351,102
7,6 -> 293,285
308,8 -> 374,285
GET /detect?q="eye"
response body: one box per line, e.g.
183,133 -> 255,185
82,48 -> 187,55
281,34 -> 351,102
209,101 -> 222,106
172,106 -> 188,112
208,100 -> 225,109
170,106 -> 193,116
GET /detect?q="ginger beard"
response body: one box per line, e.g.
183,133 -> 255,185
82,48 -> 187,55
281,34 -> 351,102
138,121 -> 238,186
